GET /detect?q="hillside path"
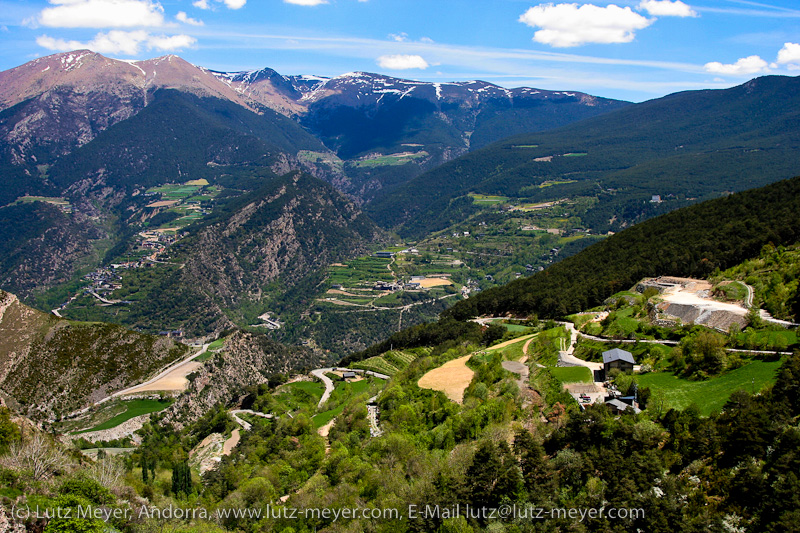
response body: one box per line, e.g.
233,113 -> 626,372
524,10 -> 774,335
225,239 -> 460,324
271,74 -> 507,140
501,360 -> 529,391
112,343 -> 209,396
311,368 -> 336,408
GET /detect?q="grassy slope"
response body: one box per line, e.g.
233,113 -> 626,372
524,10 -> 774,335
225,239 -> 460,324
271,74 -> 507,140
312,379 -> 375,428
78,399 -> 174,433
637,358 -> 785,416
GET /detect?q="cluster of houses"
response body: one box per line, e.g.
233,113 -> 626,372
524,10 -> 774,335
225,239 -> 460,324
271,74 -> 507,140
373,281 -> 401,291
574,348 -> 641,414
601,348 -> 640,413
84,268 -> 123,294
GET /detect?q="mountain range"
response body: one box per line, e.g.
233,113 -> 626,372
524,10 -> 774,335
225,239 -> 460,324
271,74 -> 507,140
0,50 -> 627,307
0,50 -> 628,202
2,49 -> 800,360
367,75 -> 800,237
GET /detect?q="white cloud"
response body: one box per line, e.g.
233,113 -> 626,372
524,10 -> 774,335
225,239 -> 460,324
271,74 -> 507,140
519,3 -> 654,48
38,0 -> 166,28
638,0 -> 697,17
775,42 -> 800,69
389,32 -> 408,42
147,33 -> 197,50
192,0 -> 244,9
36,29 -> 195,55
176,11 -> 203,25
376,54 -> 429,70
704,55 -> 770,75
284,0 -> 327,5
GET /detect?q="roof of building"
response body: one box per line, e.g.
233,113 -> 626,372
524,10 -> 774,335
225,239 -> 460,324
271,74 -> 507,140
606,398 -> 641,414
602,348 -> 636,365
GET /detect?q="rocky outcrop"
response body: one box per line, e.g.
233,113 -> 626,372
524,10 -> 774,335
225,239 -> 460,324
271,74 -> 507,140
657,302 -> 747,332
0,290 -> 189,420
162,331 -> 325,430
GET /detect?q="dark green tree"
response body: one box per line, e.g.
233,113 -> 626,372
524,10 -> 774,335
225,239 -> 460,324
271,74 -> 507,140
171,460 -> 192,497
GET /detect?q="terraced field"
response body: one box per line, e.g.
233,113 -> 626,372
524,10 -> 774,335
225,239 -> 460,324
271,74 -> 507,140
76,399 -> 174,433
353,348 -> 429,376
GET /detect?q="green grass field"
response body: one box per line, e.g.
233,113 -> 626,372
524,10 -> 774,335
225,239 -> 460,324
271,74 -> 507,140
539,179 -> 577,188
550,366 -> 593,383
290,381 -> 325,397
312,405 -> 344,429
194,351 -> 214,362
77,399 -> 173,433
312,379 -> 377,428
208,338 -> 226,351
469,193 -> 510,204
637,358 -> 785,416
488,319 -> 532,333
272,381 -> 325,412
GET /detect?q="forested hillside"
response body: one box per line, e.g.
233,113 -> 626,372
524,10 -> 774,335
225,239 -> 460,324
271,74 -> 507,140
367,75 -> 800,237
0,290 -> 189,420
48,89 -> 325,195
444,176 -> 800,320
61,172 -> 385,336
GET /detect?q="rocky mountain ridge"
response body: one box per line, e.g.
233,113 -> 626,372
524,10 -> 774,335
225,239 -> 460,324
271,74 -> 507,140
0,289 -> 189,420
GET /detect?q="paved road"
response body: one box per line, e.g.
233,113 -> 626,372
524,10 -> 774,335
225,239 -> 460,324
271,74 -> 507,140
223,409 -> 274,453
743,283 -> 754,308
111,343 -> 209,397
556,322 -> 603,371
311,368 -> 336,408
66,343 -> 210,418
230,409 -> 273,431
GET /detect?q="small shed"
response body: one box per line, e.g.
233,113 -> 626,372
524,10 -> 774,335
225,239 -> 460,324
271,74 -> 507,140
606,398 -> 641,415
602,348 -> 636,376
342,371 -> 357,381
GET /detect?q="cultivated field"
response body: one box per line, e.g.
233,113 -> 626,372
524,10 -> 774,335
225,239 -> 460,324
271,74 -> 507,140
418,354 -> 475,403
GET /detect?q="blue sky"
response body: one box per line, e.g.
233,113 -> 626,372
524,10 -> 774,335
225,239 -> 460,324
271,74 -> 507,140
1,0 -> 800,101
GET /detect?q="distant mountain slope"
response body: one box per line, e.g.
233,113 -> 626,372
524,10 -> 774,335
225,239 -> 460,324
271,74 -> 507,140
209,69 -> 629,200
0,88 -> 329,302
217,69 -> 629,160
65,172 -> 385,335
0,290 -> 189,420
0,51 -> 275,205
47,88 -> 325,195
444,175 -> 800,321
0,201 -> 103,299
0,51 -> 629,207
367,75 -> 800,237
